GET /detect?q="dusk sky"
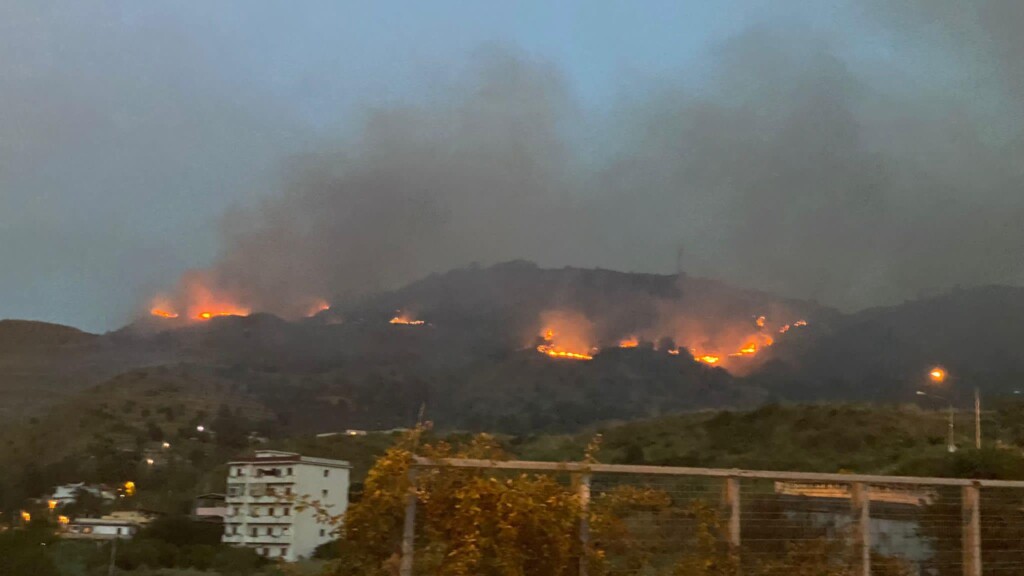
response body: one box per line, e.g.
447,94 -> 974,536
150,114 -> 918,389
3,1 -> 1022,331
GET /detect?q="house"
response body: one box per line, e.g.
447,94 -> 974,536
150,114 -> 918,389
62,518 -> 139,540
221,450 -> 351,561
49,483 -> 116,506
193,493 -> 228,522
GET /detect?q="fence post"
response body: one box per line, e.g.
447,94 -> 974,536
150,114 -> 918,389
962,483 -> 981,576
849,482 -> 870,576
399,468 -> 418,576
579,473 -> 592,576
723,476 -> 741,549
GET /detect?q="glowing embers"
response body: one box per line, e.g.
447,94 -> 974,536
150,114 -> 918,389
535,313 -> 595,361
389,312 -> 425,325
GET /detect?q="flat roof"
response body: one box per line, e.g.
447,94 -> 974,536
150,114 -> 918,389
227,454 -> 351,468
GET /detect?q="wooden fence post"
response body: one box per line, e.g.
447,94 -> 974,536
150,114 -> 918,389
723,477 -> 741,549
399,468 -> 418,576
850,482 -> 870,576
962,483 -> 981,576
579,474 -> 592,576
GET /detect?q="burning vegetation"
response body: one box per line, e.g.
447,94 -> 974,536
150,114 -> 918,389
532,306 -> 810,370
618,336 -> 639,348
535,311 -> 596,361
389,312 -> 425,326
146,272 -> 256,323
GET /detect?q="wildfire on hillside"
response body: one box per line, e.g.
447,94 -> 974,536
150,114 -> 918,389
390,312 -> 425,326
657,313 -> 809,369
535,310 -> 595,361
306,300 -> 331,317
148,272 -> 251,322
618,336 -> 639,348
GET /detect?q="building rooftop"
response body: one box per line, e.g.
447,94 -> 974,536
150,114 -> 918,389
227,450 -> 351,469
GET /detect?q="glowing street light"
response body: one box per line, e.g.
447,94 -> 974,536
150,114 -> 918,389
196,425 -> 205,433
929,367 -> 947,383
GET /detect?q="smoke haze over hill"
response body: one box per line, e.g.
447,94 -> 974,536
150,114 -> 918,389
2,2 -> 1023,329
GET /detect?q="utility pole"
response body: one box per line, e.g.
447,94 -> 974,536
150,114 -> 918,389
975,387 -> 981,450
107,536 -> 118,576
947,404 -> 957,453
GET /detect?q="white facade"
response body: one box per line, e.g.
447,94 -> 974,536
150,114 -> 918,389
62,518 -> 139,540
222,450 -> 350,562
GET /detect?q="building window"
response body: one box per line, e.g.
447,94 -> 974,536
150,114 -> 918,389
283,507 -> 290,516
282,547 -> 289,557
323,469 -> 329,478
319,528 -> 326,537
251,527 -> 257,537
287,467 -> 293,475
266,527 -> 272,536
285,487 -> 292,495
268,507 -> 274,516
260,548 -> 268,556
322,489 -> 328,498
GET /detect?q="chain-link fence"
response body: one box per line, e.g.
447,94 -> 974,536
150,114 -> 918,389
397,457 -> 1024,575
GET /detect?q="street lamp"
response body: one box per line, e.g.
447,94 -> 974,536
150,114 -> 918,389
916,390 -> 957,453
924,366 -> 981,449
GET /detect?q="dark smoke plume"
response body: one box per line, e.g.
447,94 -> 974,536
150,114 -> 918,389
200,13 -> 1024,317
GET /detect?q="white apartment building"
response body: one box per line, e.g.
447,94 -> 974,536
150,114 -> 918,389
222,450 -> 351,561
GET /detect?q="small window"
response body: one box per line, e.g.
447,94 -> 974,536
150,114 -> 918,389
319,528 -> 326,537
322,489 -> 328,497
282,547 -> 289,557
285,487 -> 292,495
287,467 -> 293,475
260,547 -> 268,556
283,507 -> 290,516
268,507 -> 274,516
266,527 -> 272,536
251,527 -> 257,537
323,469 -> 329,478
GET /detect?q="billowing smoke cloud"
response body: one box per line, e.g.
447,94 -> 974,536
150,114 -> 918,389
175,7 -> 1024,318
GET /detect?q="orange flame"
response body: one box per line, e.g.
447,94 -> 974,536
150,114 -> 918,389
390,313 -> 425,326
755,315 -> 766,328
667,348 -> 681,355
698,354 -> 720,364
536,344 -> 593,361
535,310 -> 595,361
618,336 -> 639,348
149,272 -> 252,322
150,308 -> 179,319
778,324 -> 791,334
794,319 -> 808,327
306,299 -> 331,317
